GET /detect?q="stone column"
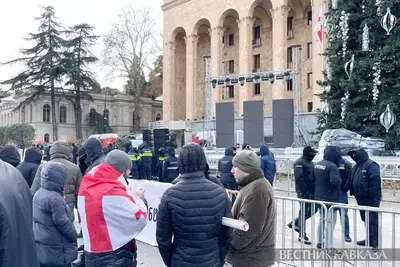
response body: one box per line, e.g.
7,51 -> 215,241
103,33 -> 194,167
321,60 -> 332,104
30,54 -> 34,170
210,26 -> 223,118
185,34 -> 198,120
271,5 -> 290,100
238,17 -> 255,116
162,41 -> 175,120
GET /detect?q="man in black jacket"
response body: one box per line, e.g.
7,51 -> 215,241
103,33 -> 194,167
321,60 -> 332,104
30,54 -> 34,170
218,146 -> 236,190
349,149 -> 381,249
84,138 -> 106,175
17,147 -> 42,187
338,156 -> 352,242
162,147 -> 179,183
0,158 -> 39,267
139,142 -> 153,180
288,146 -> 317,245
313,146 -> 342,249
156,143 -> 232,267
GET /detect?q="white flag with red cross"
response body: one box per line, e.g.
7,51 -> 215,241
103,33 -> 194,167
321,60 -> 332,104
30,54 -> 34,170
314,8 -> 323,53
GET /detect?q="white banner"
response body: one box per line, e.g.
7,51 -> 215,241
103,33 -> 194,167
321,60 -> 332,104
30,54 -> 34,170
128,179 -> 172,246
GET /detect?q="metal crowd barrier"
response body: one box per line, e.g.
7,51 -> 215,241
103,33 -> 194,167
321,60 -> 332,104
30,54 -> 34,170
326,203 -> 400,267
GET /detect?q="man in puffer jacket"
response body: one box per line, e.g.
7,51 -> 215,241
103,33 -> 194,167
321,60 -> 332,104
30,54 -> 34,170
78,150 -> 148,267
0,145 -> 21,167
84,138 -> 106,174
260,143 -> 276,186
156,143 -> 232,267
17,147 -> 42,187
31,141 -> 82,220
33,162 -> 78,266
218,146 -> 236,190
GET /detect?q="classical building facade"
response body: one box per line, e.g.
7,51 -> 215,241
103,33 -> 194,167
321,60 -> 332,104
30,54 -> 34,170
0,91 -> 162,142
162,0 -> 325,120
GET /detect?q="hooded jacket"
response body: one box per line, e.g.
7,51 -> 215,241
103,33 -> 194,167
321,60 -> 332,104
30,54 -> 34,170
31,141 -> 82,219
0,145 -> 21,167
313,146 -> 342,202
226,168 -> 276,267
162,148 -> 179,183
76,146 -> 88,175
17,147 -> 42,187
293,147 -> 316,198
218,147 -> 235,185
84,138 -> 106,174
156,144 -> 232,267
33,162 -> 78,266
338,157 -> 352,193
78,163 -> 148,267
0,159 -> 40,267
349,149 -> 381,202
259,144 -> 276,185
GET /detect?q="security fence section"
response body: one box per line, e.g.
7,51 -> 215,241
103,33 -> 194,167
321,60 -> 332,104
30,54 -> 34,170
272,196 -> 400,267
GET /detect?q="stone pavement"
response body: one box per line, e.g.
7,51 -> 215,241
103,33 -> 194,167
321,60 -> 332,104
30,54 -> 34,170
75,189 -> 399,267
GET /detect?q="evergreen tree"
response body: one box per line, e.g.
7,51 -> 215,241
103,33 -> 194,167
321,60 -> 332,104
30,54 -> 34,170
318,0 -> 400,149
0,6 -> 67,141
63,23 -> 99,140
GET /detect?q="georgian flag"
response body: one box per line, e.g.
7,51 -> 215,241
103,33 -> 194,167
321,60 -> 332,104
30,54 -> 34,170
78,163 -> 148,253
314,8 -> 323,53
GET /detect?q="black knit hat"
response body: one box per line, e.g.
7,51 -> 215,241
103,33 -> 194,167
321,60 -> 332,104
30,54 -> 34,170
178,143 -> 207,174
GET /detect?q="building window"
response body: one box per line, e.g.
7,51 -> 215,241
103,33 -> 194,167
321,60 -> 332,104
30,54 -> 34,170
287,47 -> 293,68
228,60 -> 235,74
307,11 -> 312,25
221,61 -> 225,75
287,17 -> 294,38
307,72 -> 313,88
44,133 -> 50,143
253,54 -> 261,70
43,104 -> 50,122
307,42 -> 312,59
254,84 -> 261,95
287,79 -> 293,91
59,106 -> 67,124
253,26 -> 261,46
228,85 -> 234,98
89,108 -> 96,124
222,35 -> 225,47
228,33 -> 235,46
307,102 -> 313,112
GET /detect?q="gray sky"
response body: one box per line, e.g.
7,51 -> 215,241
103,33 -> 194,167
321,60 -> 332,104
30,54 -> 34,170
0,0 -> 163,91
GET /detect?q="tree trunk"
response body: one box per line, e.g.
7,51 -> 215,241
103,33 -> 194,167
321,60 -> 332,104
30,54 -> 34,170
133,99 -> 141,133
75,102 -> 83,140
50,79 -> 58,141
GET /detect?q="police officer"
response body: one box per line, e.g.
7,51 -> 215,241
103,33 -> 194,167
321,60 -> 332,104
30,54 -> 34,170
218,146 -> 236,190
139,142 -> 153,180
288,146 -> 317,245
128,147 -> 142,179
157,148 -> 166,181
162,147 -> 179,183
349,148 -> 381,249
313,146 -> 342,249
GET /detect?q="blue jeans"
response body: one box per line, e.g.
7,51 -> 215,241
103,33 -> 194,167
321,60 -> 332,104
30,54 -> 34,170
317,204 -> 337,246
338,190 -> 350,237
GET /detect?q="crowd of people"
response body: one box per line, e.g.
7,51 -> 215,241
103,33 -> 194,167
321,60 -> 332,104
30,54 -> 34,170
288,146 -> 382,250
0,137 -> 383,267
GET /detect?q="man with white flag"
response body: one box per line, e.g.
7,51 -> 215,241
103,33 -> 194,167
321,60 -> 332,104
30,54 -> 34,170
78,150 -> 148,267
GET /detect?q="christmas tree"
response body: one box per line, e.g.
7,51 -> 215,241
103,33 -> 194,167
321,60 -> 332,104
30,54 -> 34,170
318,0 -> 400,149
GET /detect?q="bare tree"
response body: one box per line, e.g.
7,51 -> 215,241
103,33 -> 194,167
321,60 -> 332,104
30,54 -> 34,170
102,5 -> 160,133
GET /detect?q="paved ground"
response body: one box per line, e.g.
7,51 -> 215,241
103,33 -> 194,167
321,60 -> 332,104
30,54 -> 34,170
75,188 -> 399,267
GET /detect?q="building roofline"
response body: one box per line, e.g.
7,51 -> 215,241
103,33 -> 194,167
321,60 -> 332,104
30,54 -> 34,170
161,0 -> 191,12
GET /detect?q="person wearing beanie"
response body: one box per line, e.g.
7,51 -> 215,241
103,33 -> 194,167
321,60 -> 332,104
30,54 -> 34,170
78,150 -> 148,267
226,150 -> 276,267
157,143 -> 232,267
287,146 -> 318,245
83,138 -> 106,175
17,147 -> 42,187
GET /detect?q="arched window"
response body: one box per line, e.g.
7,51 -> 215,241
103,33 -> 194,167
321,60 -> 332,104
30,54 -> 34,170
44,133 -> 50,143
43,104 -> 50,122
21,106 -> 26,123
60,106 -> 67,123
156,113 -> 161,121
89,108 -> 96,124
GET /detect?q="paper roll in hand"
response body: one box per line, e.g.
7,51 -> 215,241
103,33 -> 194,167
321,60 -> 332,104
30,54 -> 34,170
222,217 -> 249,232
